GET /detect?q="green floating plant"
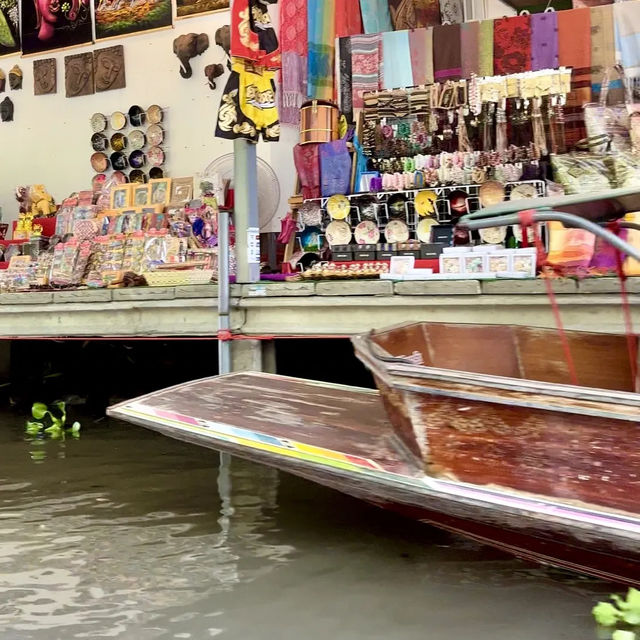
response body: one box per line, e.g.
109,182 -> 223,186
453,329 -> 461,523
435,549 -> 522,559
593,588 -> 640,640
25,401 -> 81,441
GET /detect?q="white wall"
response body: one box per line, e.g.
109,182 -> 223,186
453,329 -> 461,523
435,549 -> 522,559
0,7 -> 295,232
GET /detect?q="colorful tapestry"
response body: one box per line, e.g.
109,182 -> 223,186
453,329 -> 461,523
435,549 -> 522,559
94,0 -> 172,41
531,11 -> 558,71
351,33 -> 381,109
493,15 -> 531,75
0,0 -> 19,56
307,0 -> 335,100
478,19 -> 494,77
381,30 -> 413,89
280,0 -> 307,125
460,20 -> 479,78
359,0 -> 392,34
21,0 -> 92,55
433,23 -> 461,81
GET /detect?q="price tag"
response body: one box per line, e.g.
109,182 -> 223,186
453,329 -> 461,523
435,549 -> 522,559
247,227 -> 260,264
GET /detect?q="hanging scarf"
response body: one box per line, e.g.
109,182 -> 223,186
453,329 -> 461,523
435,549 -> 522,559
531,12 -> 558,71
389,0 -> 417,30
409,27 -> 433,85
433,23 -> 461,81
381,30 -> 414,90
414,0 -> 441,28
614,0 -> 640,79
307,0 -> 335,100
280,0 -> 307,125
591,4 -> 620,98
461,21 -> 479,79
439,0 -> 463,25
359,0 -> 392,34
493,15 -> 531,75
338,37 -> 354,122
478,19 -> 494,77
351,33 -> 382,109
335,0 -> 363,38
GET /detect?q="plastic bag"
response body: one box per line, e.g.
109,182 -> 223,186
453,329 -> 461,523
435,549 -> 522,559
551,153 -> 614,195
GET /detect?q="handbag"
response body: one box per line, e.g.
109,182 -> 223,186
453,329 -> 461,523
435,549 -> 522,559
583,65 -> 632,153
319,131 -> 353,197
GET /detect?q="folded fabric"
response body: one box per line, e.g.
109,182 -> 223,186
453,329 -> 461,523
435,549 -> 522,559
493,15 -> 531,75
382,30 -> 414,90
351,33 -> 382,108
433,23 -> 461,81
478,19 -> 494,77
359,0 -> 393,34
614,0 -> 640,78
461,21 -> 479,78
531,11 -> 558,71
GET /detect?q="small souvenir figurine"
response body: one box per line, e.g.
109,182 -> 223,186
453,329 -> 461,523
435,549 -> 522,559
29,185 -> 56,217
15,186 -> 30,214
0,97 -> 13,122
8,65 -> 22,90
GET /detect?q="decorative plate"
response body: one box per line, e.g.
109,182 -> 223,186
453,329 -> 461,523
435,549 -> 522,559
448,189 -> 469,215
147,124 -> 164,146
354,220 -> 380,245
110,151 -> 128,170
415,190 -> 438,217
479,225 -> 508,244
326,194 -> 350,220
416,217 -> 437,243
385,219 -> 409,243
149,167 -> 164,179
301,226 -> 323,252
110,132 -> 128,152
146,104 -> 163,124
110,111 -> 127,131
112,171 -> 128,184
387,193 -> 407,218
91,112 -> 107,133
129,169 -> 147,183
147,145 -> 164,167
479,180 -> 505,207
326,220 -> 352,246
91,132 -> 108,152
299,201 -> 322,227
92,173 -> 106,191
509,183 -> 539,201
129,149 -> 146,169
129,129 -> 146,150
129,104 -> 146,127
90,152 -> 109,172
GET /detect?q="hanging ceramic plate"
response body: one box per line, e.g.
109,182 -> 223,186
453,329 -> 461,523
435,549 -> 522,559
299,201 -> 322,227
300,226 -> 323,252
110,111 -> 127,131
354,220 -> 380,245
129,129 -> 146,150
129,149 -> 146,169
90,152 -> 109,172
512,224 -> 536,244
129,169 -> 147,183
146,104 -> 163,124
92,173 -> 107,191
326,194 -> 350,220
149,167 -> 164,179
448,189 -> 470,215
385,219 -> 410,243
509,183 -> 539,201
479,226 -> 508,244
112,170 -> 128,184
415,190 -> 438,217
128,104 -> 146,127
110,151 -> 128,170
147,145 -> 165,167
387,193 -> 407,218
416,217 -> 438,243
147,124 -> 164,146
91,132 -> 108,152
91,112 -> 107,133
110,132 -> 128,152
326,220 -> 352,246
479,181 -> 505,207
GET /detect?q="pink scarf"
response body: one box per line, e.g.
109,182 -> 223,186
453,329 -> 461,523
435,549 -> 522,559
280,0 -> 308,125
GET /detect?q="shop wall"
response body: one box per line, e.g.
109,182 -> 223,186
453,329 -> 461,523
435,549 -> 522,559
0,9 -> 295,233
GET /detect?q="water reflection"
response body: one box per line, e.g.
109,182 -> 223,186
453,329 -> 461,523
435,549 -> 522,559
0,418 -> 610,639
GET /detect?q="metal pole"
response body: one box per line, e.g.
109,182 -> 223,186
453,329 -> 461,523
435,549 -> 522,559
217,209 -> 231,376
233,138 -> 261,283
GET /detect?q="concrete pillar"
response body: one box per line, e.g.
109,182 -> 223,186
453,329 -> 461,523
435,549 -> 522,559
230,339 -> 277,373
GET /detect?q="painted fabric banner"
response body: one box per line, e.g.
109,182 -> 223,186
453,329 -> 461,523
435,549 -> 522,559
0,0 -> 19,56
21,0 -> 92,55
176,0 -> 229,19
94,0 -> 172,41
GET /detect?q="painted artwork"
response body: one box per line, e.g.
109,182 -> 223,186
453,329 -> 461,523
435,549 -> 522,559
21,0 -> 92,56
33,58 -> 57,95
93,45 -> 125,92
64,52 -> 94,98
0,0 -> 20,57
176,0 -> 228,19
94,0 -> 172,41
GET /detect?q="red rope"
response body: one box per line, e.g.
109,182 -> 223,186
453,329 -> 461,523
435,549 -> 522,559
608,221 -> 638,389
518,210 -> 579,386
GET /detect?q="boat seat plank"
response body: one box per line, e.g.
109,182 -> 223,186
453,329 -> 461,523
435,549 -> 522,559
111,372 -> 416,475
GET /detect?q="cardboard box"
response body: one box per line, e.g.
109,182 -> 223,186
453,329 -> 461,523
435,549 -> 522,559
354,251 -> 376,261
377,250 -> 396,260
332,250 -> 353,262
420,243 -> 446,259
397,250 -> 420,259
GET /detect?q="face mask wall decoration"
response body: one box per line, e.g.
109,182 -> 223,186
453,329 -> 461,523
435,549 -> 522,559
33,58 -> 57,95
0,70 -> 5,93
93,45 -> 125,93
65,52 -> 94,98
173,33 -> 209,79
9,65 -> 22,90
1,97 -> 14,122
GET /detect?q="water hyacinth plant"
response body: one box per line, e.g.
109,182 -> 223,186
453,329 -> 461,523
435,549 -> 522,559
25,401 -> 80,440
593,589 -> 640,640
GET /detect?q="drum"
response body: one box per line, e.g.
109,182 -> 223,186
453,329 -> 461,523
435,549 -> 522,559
300,100 -> 339,145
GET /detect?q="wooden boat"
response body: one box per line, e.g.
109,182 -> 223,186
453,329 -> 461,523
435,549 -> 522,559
108,321 -> 640,587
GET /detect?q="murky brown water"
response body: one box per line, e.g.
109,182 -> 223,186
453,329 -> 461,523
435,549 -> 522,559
0,415 -> 610,640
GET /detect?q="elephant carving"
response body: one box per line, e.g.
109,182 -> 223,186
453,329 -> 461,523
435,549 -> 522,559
173,33 -> 209,80
204,63 -> 224,90
215,25 -> 231,57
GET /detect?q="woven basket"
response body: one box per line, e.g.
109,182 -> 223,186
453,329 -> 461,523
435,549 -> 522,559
142,270 -> 214,287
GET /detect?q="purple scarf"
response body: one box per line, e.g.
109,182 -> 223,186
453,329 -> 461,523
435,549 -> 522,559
531,12 -> 558,71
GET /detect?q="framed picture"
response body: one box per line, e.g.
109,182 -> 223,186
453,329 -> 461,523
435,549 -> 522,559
149,178 -> 172,206
169,177 -> 194,205
94,0 -> 172,40
176,0 -> 228,19
132,184 -> 150,207
110,185 -> 132,210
